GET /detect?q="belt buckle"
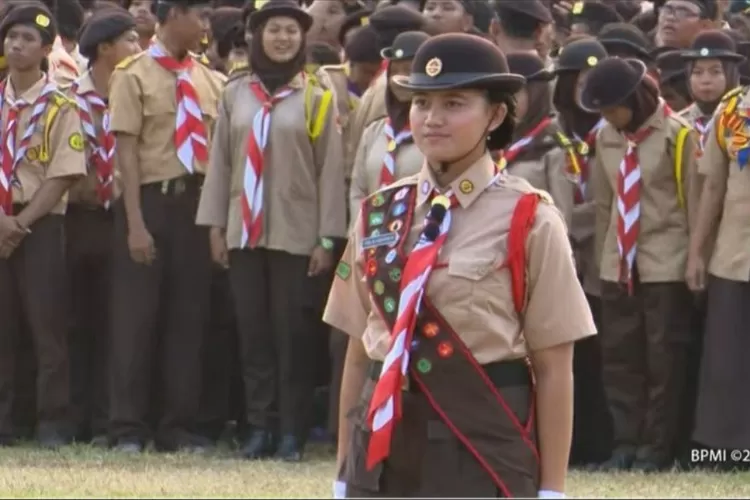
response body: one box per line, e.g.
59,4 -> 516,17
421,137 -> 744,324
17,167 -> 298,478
174,178 -> 187,195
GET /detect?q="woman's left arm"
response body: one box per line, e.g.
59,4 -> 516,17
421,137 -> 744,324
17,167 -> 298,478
522,202 -> 598,496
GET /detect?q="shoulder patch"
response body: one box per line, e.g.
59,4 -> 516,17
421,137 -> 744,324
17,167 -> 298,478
335,261 -> 351,281
115,52 -> 144,71
227,62 -> 250,81
68,132 -> 84,152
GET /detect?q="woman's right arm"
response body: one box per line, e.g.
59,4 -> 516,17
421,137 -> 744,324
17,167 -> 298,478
337,338 -> 370,469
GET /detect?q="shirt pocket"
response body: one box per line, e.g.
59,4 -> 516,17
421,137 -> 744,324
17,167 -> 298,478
445,255 -> 510,316
142,80 -> 177,117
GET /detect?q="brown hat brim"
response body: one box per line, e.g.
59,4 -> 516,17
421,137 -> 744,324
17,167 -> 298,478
579,58 -> 646,112
681,49 -> 745,63
248,6 -> 312,33
526,69 -> 555,82
391,73 -> 526,94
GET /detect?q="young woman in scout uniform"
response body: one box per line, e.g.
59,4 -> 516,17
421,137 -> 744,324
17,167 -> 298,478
350,30 -> 428,217
0,1 -> 87,448
502,51 -> 575,227
551,36 -> 613,467
325,33 -> 595,499
580,57 -> 698,472
65,7 -> 140,447
107,0 -> 225,454
686,63 -> 750,461
196,0 -> 346,462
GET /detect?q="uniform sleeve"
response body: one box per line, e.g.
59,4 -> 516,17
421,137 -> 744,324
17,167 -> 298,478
544,148 -> 574,230
196,89 -> 232,229
323,208 -> 371,339
349,123 -> 373,221
312,88 -> 347,239
45,104 -> 87,180
523,204 -> 596,351
698,112 -> 730,185
109,69 -> 143,136
592,136 -> 612,270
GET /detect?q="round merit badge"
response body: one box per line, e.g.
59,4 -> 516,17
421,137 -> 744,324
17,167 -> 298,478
373,280 -> 385,295
391,203 -> 406,217
394,187 -> 409,201
385,249 -> 397,264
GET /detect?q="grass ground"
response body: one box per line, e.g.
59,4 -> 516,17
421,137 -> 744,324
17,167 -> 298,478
1,443 -> 749,498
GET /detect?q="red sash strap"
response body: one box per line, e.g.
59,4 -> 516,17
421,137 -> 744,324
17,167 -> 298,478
359,183 -> 541,497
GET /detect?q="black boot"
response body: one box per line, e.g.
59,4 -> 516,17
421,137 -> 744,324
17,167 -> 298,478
240,429 -> 274,460
274,434 -> 303,462
597,448 -> 636,472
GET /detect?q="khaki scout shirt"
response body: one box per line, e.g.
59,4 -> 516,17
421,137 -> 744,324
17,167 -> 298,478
64,71 -> 121,206
505,144 -> 575,229
108,48 -> 225,185
348,71 -> 387,162
318,64 -> 361,179
349,117 -> 423,219
5,77 -> 86,214
323,154 -> 596,363
49,41 -> 81,87
699,89 -> 750,282
195,72 -> 347,256
592,102 -> 698,283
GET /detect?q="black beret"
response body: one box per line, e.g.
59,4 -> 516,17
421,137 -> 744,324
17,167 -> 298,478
54,0 -> 84,39
248,0 -> 312,32
495,0 -> 552,24
78,8 -> 135,59
506,51 -> 554,82
0,2 -> 57,46
345,24 -> 381,63
568,1 -> 623,32
579,57 -> 647,111
338,8 -> 372,46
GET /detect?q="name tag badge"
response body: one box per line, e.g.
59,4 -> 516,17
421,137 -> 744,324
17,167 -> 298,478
362,231 -> 399,250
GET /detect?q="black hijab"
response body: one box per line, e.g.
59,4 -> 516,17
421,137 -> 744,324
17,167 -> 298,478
249,18 -> 307,94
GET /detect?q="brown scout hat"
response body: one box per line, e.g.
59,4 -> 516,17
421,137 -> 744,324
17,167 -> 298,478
506,51 -> 554,82
554,37 -> 608,74
597,22 -> 653,60
369,5 -> 428,50
654,48 -> 689,85
681,29 -> 745,62
380,30 -> 429,61
248,0 -> 313,33
579,56 -> 647,112
494,0 -> 553,24
568,1 -> 623,35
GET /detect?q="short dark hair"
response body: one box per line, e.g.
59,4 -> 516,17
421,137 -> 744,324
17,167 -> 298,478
154,2 -> 190,24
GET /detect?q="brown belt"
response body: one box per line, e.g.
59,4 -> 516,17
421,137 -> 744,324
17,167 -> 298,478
142,175 -> 204,196
368,357 -> 531,390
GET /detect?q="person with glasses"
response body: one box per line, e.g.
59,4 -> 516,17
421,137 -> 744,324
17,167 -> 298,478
656,0 -> 719,49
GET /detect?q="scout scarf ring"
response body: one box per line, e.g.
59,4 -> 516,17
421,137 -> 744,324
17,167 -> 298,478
0,77 -> 57,215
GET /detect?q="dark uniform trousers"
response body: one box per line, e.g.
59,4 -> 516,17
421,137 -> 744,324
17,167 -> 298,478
196,265 -> 244,442
109,176 -> 211,449
228,248 -> 321,440
65,205 -> 112,440
343,364 -> 534,498
0,212 -> 70,438
600,270 -> 694,464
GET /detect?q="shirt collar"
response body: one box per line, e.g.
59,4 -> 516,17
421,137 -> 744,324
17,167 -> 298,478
415,153 -> 498,209
74,70 -> 96,95
249,72 -> 306,91
5,75 -> 48,104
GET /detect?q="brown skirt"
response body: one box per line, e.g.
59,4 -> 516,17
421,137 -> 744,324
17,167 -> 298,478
693,275 -> 750,449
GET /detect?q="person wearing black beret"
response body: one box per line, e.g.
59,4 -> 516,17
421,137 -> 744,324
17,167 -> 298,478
503,51 -> 575,229
655,48 -> 694,110
196,0 -> 346,463
64,6 -> 139,448
0,0 -> 90,450
551,35 -> 614,469
568,0 -> 623,37
491,0 -> 554,65
338,8 -> 372,47
580,56 -> 699,473
326,31 -> 595,500
421,0 -> 473,34
656,0 -> 719,50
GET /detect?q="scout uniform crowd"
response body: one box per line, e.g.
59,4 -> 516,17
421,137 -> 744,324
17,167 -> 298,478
0,0 -> 749,476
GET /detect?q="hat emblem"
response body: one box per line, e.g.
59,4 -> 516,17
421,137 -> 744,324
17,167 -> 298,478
35,14 -> 50,28
360,16 -> 369,26
587,56 -> 598,67
572,1 -> 584,14
425,57 -> 442,78
700,47 -> 709,56
395,49 -> 404,58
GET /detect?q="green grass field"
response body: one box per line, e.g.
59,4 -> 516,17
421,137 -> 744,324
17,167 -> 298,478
1,444 -> 749,497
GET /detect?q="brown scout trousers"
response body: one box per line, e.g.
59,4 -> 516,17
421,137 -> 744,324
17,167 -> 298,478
0,213 -> 70,438
108,176 -> 211,448
65,205 -> 113,440
228,248 -> 323,439
343,362 -> 535,498
600,271 -> 694,464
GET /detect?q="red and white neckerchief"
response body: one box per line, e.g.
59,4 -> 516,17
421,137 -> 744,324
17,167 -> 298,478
148,44 -> 208,173
571,118 -> 606,203
72,77 -> 115,208
694,114 -> 713,153
366,170 -> 501,470
502,116 -> 553,165
0,77 -> 57,215
241,78 -> 299,248
617,107 -> 668,294
379,118 -> 412,188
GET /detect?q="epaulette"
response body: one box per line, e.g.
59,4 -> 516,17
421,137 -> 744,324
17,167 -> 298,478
227,62 -> 250,82
115,51 -> 145,71
667,111 -> 692,130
